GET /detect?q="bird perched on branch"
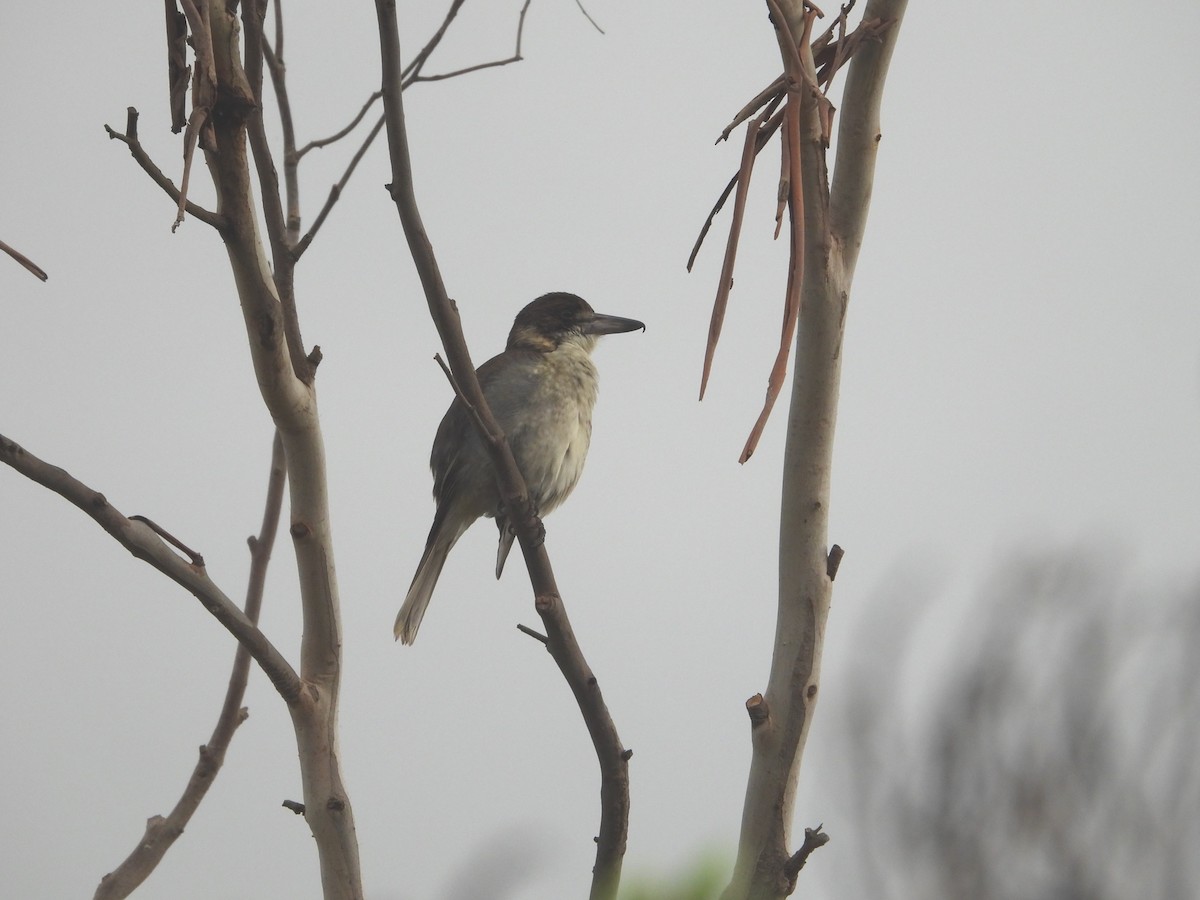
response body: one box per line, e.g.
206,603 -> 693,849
395,292 -> 645,644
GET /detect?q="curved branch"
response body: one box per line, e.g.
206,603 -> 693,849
373,5 -> 629,897
296,91 -> 382,161
93,431 -> 288,900
0,432 -> 299,704
105,108 -> 226,231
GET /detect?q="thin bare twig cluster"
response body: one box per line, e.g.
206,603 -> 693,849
689,0 -> 892,462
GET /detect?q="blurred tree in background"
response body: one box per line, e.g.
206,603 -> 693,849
619,549 -> 1200,899
827,549 -> 1200,900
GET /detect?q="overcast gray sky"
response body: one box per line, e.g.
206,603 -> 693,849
2,2 -> 1198,898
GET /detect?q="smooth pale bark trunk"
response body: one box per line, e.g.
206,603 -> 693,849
723,2 -> 907,897
204,7 -> 362,898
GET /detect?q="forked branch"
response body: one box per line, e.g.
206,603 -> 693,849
104,108 -> 226,231
93,431 -> 288,900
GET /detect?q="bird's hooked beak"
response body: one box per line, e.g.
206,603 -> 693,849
583,312 -> 646,336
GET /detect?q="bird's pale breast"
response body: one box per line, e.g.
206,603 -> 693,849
508,337 -> 599,515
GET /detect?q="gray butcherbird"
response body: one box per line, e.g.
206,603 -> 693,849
394,292 -> 645,644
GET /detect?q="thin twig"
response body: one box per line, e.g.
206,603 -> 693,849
176,0 -> 219,232
128,515 -> 206,567
717,76 -> 785,143
0,239 -> 48,281
293,114 -> 385,260
812,0 -> 855,53
294,0 -> 533,264
686,106 -> 784,272
573,0 -> 606,34
517,623 -> 549,644
105,109 -> 226,231
272,0 -> 284,59
296,92 -> 383,161
240,0 -> 288,251
407,0 -> 532,84
401,0 -> 468,83
699,108 -> 769,401
94,432 -> 287,900
740,0 -> 818,464
408,56 -> 522,83
774,102 -> 792,240
260,39 -> 302,244
432,351 -> 493,442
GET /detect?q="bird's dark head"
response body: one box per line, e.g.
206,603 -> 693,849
507,292 -> 645,353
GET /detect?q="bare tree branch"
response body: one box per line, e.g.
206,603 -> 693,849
406,0 -> 532,84
699,109 -> 769,401
296,92 -> 383,161
0,239 -> 49,281
573,0 -> 606,35
241,0 -> 313,385
105,108 -> 226,231
93,431 -> 288,900
0,432 -> 300,703
373,4 -> 629,897
260,39 -> 303,244
128,515 -> 206,566
293,114 -> 385,260
718,76 -> 785,144
400,0 -> 469,83
686,106 -> 784,272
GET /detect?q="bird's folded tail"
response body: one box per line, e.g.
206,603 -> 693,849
495,518 -> 516,579
395,513 -> 467,644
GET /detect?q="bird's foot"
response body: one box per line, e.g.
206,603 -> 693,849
515,496 -> 546,547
